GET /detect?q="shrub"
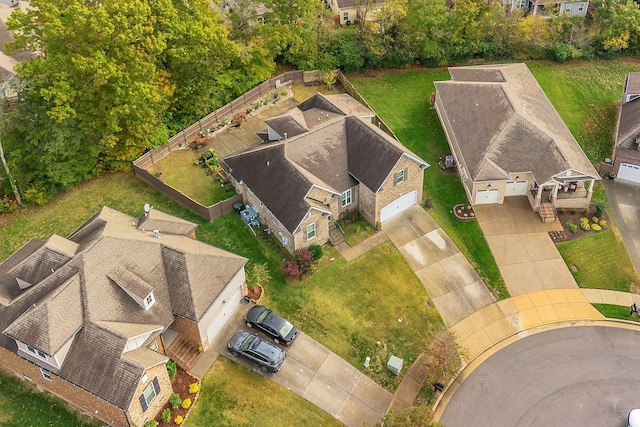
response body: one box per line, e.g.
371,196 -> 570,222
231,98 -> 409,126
355,225 -> 362,233
182,398 -> 192,409
599,219 -> 607,227
161,408 -> 171,422
592,216 -> 599,224
308,244 -> 323,260
175,415 -> 184,425
295,248 -> 316,276
592,224 -> 602,231
365,225 -> 371,232
166,360 -> 177,379
144,421 -> 158,427
565,220 -> 578,233
560,208 -> 566,214
23,186 -> 51,206
595,201 -> 606,217
376,221 -> 382,229
282,259 -> 300,279
582,209 -> 588,214
571,209 -> 577,215
580,218 -> 590,231
169,393 -> 182,409
189,383 -> 200,394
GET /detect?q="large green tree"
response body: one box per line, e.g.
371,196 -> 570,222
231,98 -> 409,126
5,0 -> 171,168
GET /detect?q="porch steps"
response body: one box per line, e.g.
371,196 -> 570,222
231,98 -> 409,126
538,202 -> 556,223
166,336 -> 202,373
329,223 -> 345,246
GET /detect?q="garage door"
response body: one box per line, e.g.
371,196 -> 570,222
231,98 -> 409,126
380,190 -> 418,222
505,181 -> 528,197
475,189 -> 500,204
206,287 -> 242,342
618,163 -> 640,184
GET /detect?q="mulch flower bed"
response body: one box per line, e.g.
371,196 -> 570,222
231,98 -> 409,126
453,203 -> 476,221
154,367 -> 200,426
551,206 -> 610,242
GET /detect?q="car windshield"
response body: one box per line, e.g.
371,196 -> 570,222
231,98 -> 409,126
240,334 -> 257,351
278,321 -> 294,337
256,309 -> 270,323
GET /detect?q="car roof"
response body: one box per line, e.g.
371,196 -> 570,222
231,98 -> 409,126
252,337 -> 283,361
630,409 -> 640,426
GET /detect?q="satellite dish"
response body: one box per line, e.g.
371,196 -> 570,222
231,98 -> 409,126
144,203 -> 151,213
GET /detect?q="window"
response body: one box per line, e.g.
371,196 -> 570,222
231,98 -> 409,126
149,341 -> 158,351
306,223 -> 316,240
394,169 -> 406,185
343,12 -> 349,22
340,189 -> 352,207
139,377 -> 161,412
145,292 -> 155,307
564,3 -> 572,11
578,2 -> 584,11
40,368 -> 51,381
515,0 -> 526,8
26,345 -> 48,360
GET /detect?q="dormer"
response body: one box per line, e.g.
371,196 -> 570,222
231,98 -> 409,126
108,267 -> 156,310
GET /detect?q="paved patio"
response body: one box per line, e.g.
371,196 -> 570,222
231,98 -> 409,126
473,197 -> 576,296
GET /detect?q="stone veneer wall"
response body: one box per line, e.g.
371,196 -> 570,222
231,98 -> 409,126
0,347 -> 129,426
169,316 -> 202,348
292,209 -> 329,252
127,362 -> 172,427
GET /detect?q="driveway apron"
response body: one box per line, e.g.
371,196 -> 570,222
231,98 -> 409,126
210,308 -> 393,427
473,197 -> 577,296
383,205 -> 495,327
603,179 -> 640,276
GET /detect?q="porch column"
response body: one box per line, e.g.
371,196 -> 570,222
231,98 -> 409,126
536,185 -> 543,200
588,179 -> 595,193
552,184 -> 559,202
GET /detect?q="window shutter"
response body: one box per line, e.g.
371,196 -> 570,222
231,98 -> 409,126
404,167 -> 408,181
139,394 -> 148,412
393,172 -> 398,186
152,376 -> 160,394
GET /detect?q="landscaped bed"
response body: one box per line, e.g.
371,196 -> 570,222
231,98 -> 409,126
336,210 -> 377,246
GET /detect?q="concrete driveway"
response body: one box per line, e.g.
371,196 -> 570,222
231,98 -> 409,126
210,306 -> 393,427
473,197 -> 577,296
604,179 -> 640,277
383,205 -> 495,327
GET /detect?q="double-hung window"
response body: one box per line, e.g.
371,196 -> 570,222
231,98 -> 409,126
26,344 -> 48,360
341,189 -> 352,207
139,377 -> 161,412
394,169 -> 406,185
306,223 -> 316,240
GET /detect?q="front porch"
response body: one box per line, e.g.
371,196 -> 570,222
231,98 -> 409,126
527,179 -> 595,220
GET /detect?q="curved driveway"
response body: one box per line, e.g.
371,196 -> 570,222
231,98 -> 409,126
441,326 -> 640,427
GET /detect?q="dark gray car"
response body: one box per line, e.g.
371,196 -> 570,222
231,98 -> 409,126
244,305 -> 298,345
227,330 -> 286,373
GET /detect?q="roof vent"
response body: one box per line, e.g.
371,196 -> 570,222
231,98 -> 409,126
153,230 -> 160,238
266,161 -> 270,167
284,132 -> 287,140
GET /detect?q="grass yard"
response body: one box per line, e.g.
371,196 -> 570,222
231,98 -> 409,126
186,357 -> 344,427
557,228 -> 638,292
593,303 -> 640,322
529,59 -> 640,164
0,368 -> 102,427
150,149 -> 234,206
350,69 -> 508,300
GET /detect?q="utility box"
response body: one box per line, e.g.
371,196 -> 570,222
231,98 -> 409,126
387,355 -> 403,375
445,155 -> 456,168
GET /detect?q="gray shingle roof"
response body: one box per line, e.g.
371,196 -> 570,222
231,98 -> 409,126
435,63 -> 598,183
264,116 -> 308,139
624,73 -> 640,96
0,207 -> 247,410
335,0 -> 384,9
224,94 -> 426,233
616,97 -> 640,150
136,208 -> 197,236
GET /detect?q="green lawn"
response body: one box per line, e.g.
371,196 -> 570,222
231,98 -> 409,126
350,69 -> 508,300
593,303 -> 640,322
0,368 -> 102,427
557,228 -> 638,292
186,357 -> 344,427
150,149 -> 235,206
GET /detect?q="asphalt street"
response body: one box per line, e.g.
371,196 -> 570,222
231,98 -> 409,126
441,326 -> 640,427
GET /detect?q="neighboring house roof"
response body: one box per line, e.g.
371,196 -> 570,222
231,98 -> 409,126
224,93 -> 427,234
435,63 -> 598,183
624,72 -> 640,96
615,97 -> 640,150
0,207 -> 247,410
335,0 -> 385,8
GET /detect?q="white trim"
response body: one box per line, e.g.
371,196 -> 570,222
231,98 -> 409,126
306,222 -> 317,240
305,184 -> 339,198
291,207 -> 331,234
341,189 -> 353,207
40,367 -> 52,381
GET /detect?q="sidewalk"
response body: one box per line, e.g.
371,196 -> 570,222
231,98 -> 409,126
334,231 -> 389,262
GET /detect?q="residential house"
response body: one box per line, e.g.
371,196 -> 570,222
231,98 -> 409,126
0,207 -> 247,426
326,0 -> 385,25
434,63 -> 599,222
503,0 -> 589,16
613,72 -> 640,184
223,93 -> 428,253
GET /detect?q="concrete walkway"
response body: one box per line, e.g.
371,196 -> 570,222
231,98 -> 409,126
603,179 -> 640,276
334,232 -> 389,262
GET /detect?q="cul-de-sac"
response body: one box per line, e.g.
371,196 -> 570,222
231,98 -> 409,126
1,0 -> 640,426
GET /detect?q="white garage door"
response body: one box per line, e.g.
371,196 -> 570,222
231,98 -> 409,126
380,190 -> 418,222
505,181 -> 528,197
618,163 -> 640,184
475,189 -> 500,204
206,287 -> 242,342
